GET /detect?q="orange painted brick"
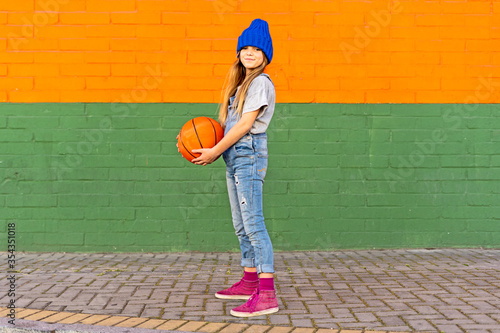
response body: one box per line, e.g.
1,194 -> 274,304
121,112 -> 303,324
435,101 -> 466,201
0,91 -> 6,101
86,0 -> 136,11
112,11 -> 161,24
367,90 -> 415,103
112,64 -> 144,76
57,313 -> 93,324
241,324 -> 272,333
2,0 -> 34,10
342,78 -> 389,90
340,1 -> 380,13
177,321 -> 208,332
8,38 -> 59,51
390,52 -> 439,65
365,64 -> 415,77
10,90 -> 60,102
187,0 -> 233,12
495,3 -> 500,14
188,50 -> 229,64
9,64 -> 59,76
115,317 -> 149,327
86,51 -> 135,63
219,323 -> 250,333
240,0 -> 290,12
188,78 -> 224,90
135,318 -> 167,329
40,312 -> 76,323
290,77 -> 338,91
35,26 -> 86,38
0,39 -> 6,51
467,40 -> 500,52
197,322 -> 229,333
0,25 -> 34,39
415,90 -> 468,103
23,310 -> 57,321
86,77 -> 137,89
35,77 -> 83,90
185,39 -> 212,51
156,320 -> 188,330
440,26 -> 489,39
59,13 -> 110,24
390,27 -> 440,39
278,90 -> 314,103
265,12 -> 315,26
162,89 -> 204,102
442,2 -> 490,14
400,2 -> 443,14
111,38 -> 161,51
87,25 -> 136,38
315,90 -> 363,103
315,13 -> 364,26
442,78 -> 479,91
187,25 -> 240,39
0,77 -> 32,90
8,12 -> 58,24
0,12 -> 6,24
94,315 -> 130,326
415,39 -> 464,52
60,64 -> 110,76
388,14 -> 415,28
416,14 -> 462,27
390,78 -> 440,90
291,0 -> 340,12
79,314 -> 111,325
162,12 -> 211,25
60,38 -> 109,51
137,0 -> 188,11
137,25 -> 185,38
35,0 -> 86,11
35,52 -> 84,63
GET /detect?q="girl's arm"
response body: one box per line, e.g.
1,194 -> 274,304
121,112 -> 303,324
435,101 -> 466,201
191,109 -> 260,166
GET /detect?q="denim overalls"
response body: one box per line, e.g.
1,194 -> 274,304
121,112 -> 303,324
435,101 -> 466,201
222,94 -> 274,274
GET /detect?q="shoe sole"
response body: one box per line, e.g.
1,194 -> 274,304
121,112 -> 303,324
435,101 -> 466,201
215,293 -> 252,300
230,307 -> 279,317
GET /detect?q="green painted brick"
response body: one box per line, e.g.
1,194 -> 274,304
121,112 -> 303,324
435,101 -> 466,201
1,103 -> 499,252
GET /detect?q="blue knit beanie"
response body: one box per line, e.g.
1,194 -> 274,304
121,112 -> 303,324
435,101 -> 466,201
237,18 -> 273,64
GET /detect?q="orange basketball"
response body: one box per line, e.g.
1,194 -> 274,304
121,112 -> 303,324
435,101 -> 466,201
178,117 -> 224,163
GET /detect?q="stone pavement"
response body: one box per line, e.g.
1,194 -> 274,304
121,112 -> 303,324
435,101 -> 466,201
1,249 -> 500,333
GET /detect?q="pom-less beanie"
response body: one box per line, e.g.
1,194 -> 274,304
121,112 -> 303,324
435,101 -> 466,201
237,18 -> 273,64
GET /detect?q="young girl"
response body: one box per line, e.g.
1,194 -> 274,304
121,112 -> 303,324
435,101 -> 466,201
177,18 -> 278,317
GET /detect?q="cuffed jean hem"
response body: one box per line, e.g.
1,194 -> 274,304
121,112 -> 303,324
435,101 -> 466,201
257,264 -> 275,274
241,258 -> 255,268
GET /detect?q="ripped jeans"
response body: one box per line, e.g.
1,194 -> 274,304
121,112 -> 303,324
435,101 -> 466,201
222,132 -> 274,274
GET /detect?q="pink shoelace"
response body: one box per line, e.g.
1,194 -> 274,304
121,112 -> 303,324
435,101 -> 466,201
245,288 -> 260,312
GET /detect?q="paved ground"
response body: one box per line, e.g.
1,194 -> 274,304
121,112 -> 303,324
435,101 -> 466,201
1,249 -> 500,333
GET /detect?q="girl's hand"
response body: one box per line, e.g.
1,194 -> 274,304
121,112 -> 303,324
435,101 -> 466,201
176,133 -> 180,153
191,148 -> 219,166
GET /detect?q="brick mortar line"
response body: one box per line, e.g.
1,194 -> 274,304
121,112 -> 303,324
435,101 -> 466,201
0,307 -> 422,333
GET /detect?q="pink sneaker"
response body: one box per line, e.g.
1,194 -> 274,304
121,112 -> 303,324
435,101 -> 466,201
215,279 -> 258,300
230,288 -> 279,317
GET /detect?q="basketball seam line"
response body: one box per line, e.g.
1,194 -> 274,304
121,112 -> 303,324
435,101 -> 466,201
207,117 -> 217,147
180,131 -> 196,159
192,118 -> 204,149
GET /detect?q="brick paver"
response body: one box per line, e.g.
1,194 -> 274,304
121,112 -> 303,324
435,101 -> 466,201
0,249 -> 499,332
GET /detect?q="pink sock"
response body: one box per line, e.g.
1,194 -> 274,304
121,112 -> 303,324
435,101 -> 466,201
243,270 -> 258,282
259,277 -> 274,291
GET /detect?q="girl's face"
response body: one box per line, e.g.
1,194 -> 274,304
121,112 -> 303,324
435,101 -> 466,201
240,46 -> 264,70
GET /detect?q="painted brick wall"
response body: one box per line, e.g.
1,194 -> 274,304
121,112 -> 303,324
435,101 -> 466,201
0,0 -> 499,103
1,0 -> 500,252
1,103 -> 499,252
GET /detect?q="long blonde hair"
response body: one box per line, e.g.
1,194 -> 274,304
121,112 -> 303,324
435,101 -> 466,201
217,51 -> 269,127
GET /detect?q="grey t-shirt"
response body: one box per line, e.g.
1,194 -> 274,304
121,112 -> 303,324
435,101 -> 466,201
234,73 -> 275,134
